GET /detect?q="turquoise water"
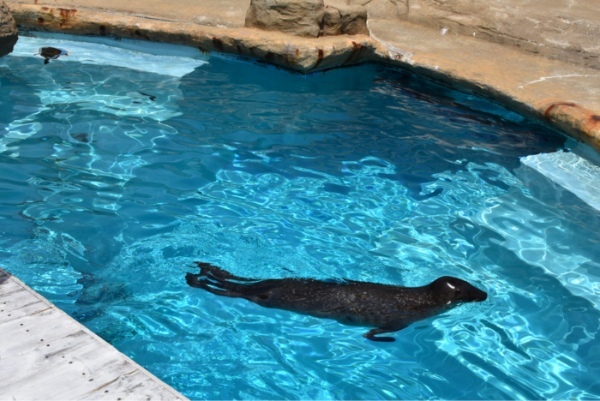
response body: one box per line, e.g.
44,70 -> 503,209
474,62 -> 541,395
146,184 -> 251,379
1,35 -> 600,400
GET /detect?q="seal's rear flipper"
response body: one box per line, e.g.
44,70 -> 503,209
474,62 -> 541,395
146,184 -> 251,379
195,262 -> 257,282
185,272 -> 209,289
363,328 -> 400,342
187,263 -> 277,302
185,272 -> 246,297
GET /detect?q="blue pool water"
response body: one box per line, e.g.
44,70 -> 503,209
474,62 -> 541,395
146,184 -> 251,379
1,34 -> 600,399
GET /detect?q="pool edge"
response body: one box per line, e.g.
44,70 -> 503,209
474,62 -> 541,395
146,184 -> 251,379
6,3 -> 600,152
0,267 -> 189,400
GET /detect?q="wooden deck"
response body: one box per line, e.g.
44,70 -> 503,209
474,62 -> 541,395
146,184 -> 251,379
0,267 -> 188,400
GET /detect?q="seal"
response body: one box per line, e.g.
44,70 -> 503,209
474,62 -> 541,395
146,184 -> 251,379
186,262 -> 488,342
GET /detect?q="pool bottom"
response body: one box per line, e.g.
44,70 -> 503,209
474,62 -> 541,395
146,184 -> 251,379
4,155 -> 600,399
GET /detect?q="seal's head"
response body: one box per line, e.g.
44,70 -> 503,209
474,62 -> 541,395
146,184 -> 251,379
430,276 -> 487,306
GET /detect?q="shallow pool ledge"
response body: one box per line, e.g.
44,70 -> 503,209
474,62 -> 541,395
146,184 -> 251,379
9,3 -> 381,72
7,3 -> 600,153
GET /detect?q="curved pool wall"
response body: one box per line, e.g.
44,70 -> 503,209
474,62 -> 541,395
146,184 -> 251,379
7,1 -> 600,155
2,33 -> 600,399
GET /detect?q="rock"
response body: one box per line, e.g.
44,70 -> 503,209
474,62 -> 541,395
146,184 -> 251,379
322,1 -> 369,36
541,101 -> 600,151
245,0 -> 369,37
245,0 -> 325,38
39,47 -> 69,64
347,0 -> 406,20
0,1 -> 18,58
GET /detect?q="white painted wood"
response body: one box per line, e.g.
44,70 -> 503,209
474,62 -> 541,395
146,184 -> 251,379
0,267 -> 188,400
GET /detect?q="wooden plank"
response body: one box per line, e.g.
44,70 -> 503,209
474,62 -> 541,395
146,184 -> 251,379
0,281 -> 51,320
0,268 -> 187,400
0,309 -> 78,360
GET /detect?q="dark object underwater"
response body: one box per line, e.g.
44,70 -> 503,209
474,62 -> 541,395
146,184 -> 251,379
38,47 -> 68,64
186,262 -> 488,342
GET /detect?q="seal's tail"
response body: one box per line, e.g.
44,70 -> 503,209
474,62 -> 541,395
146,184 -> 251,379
185,262 -> 275,300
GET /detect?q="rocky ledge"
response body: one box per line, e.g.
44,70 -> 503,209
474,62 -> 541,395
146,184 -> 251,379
0,1 -> 18,58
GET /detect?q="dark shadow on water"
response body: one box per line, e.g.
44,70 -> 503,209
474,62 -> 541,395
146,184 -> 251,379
178,60 -> 567,202
0,267 -> 12,285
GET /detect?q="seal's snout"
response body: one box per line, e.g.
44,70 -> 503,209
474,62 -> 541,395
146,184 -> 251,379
433,276 -> 488,304
474,288 -> 488,302
463,283 -> 487,303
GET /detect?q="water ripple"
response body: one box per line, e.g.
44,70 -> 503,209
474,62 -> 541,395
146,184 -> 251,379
2,48 -> 599,400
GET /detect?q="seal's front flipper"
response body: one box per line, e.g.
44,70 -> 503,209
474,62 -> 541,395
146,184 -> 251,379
363,328 -> 400,342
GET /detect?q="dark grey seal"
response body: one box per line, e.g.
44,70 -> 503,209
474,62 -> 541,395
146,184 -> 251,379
186,262 -> 488,342
38,47 -> 68,64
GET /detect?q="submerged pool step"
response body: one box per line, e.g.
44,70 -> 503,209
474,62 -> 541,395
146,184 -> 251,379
0,267 -> 188,400
468,151 -> 600,310
9,34 -> 207,77
520,151 -> 600,212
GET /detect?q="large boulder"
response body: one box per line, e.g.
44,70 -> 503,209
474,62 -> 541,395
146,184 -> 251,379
323,0 -> 369,36
0,1 -> 18,58
245,0 -> 325,38
245,0 -> 369,37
